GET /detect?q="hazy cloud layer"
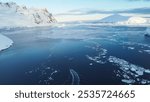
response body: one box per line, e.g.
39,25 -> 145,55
56,7 -> 150,16
120,8 -> 150,14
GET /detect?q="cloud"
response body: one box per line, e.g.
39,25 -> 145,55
57,7 -> 150,16
118,7 -> 150,14
55,9 -> 114,16
55,7 -> 150,16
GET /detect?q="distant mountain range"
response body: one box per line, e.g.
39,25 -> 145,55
0,2 -> 150,27
0,2 -> 56,27
99,14 -> 149,25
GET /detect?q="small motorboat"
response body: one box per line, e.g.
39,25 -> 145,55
145,33 -> 150,37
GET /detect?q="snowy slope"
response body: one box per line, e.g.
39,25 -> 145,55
100,14 -> 130,23
0,2 -> 56,27
118,16 -> 147,25
100,14 -> 149,25
0,34 -> 13,51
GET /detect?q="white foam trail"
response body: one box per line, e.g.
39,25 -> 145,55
70,69 -> 80,85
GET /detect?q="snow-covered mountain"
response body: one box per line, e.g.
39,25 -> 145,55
99,14 -> 149,25
100,14 -> 130,23
118,16 -> 147,25
0,2 -> 56,27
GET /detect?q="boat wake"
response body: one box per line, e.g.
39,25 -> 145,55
70,69 -> 80,85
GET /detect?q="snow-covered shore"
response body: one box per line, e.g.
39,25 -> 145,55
0,34 -> 13,51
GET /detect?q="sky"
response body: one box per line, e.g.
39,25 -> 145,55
1,0 -> 150,14
1,0 -> 150,22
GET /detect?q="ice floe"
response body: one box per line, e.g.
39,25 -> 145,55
0,34 -> 13,51
128,47 -> 135,50
108,56 -> 150,84
143,50 -> 150,54
122,42 -> 150,54
86,41 -> 108,64
122,79 -> 135,84
26,66 -> 58,85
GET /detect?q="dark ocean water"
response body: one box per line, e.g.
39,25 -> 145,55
0,25 -> 150,85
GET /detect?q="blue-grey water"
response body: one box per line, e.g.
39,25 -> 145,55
0,25 -> 150,85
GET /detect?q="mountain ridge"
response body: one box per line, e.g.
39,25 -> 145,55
0,2 -> 56,27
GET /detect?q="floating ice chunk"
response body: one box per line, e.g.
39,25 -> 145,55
144,50 -> 150,54
131,67 -> 136,72
145,70 -> 150,74
123,74 -> 130,79
86,43 -> 108,64
136,70 -> 143,76
122,41 -> 150,55
141,80 -> 147,84
48,77 -> 54,81
122,79 -> 135,84
138,50 -> 143,53
125,67 -> 129,70
123,42 -> 150,49
141,79 -> 150,84
89,63 -> 93,66
50,70 -> 58,76
128,47 -> 134,50
86,55 -> 107,64
46,67 -> 51,70
26,66 -> 58,84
